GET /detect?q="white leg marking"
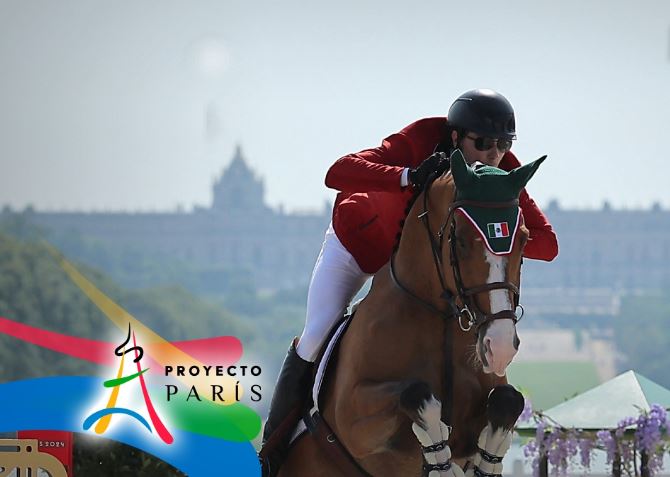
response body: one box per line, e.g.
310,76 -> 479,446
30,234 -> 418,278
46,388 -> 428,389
471,424 -> 513,476
411,396 -> 465,477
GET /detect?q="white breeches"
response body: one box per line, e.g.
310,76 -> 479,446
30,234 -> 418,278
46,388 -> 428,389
296,224 -> 372,362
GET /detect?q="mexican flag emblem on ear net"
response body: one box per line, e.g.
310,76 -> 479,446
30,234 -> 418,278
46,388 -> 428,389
448,149 -> 547,255
488,222 -> 509,238
456,206 -> 522,254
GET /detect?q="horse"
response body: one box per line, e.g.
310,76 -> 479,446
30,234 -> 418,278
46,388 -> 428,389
280,150 -> 545,476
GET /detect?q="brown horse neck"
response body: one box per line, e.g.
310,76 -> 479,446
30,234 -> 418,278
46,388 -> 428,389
393,175 -> 456,307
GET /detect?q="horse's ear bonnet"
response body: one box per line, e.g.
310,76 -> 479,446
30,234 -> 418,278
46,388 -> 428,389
450,150 -> 547,254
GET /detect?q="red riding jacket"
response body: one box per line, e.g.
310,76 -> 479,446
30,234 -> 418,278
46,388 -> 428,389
325,117 -> 559,274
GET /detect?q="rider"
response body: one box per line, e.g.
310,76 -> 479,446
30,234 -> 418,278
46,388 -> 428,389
259,89 -> 559,475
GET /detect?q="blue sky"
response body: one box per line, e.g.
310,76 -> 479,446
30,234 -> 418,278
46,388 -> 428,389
1,0 -> 669,213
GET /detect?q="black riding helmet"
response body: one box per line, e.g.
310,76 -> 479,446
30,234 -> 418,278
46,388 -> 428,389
448,89 -> 516,140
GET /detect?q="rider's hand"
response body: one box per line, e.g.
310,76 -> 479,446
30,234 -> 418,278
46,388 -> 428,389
408,152 -> 448,189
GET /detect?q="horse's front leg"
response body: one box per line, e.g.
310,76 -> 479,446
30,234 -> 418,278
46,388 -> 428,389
401,381 -> 465,477
465,384 -> 524,477
342,379 -> 463,476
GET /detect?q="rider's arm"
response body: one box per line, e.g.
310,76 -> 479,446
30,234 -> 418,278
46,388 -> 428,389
499,151 -> 558,261
325,118 -> 446,193
519,190 -> 559,261
325,132 -> 413,193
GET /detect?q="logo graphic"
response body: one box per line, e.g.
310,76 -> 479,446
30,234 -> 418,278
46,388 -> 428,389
0,245 -> 263,475
0,245 -> 264,443
82,324 -> 174,444
487,221 -> 510,238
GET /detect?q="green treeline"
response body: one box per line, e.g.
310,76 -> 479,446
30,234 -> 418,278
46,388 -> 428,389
0,214 -> 306,388
0,231 -> 255,381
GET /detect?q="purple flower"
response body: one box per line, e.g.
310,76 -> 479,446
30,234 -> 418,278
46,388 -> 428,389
578,438 -> 593,468
519,405 -> 670,476
635,404 -> 665,454
523,439 -> 538,458
596,430 -> 616,464
518,396 -> 534,423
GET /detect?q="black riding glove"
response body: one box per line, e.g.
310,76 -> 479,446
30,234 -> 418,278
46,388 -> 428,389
408,152 -> 450,189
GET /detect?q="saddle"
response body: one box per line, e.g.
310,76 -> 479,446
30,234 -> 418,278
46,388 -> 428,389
288,313 -> 352,447
289,312 -> 373,476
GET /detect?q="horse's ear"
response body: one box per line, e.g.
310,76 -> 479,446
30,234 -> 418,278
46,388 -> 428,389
450,149 -> 476,189
507,155 -> 547,193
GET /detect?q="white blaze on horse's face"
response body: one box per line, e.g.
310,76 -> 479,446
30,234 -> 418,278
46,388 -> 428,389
480,248 -> 518,377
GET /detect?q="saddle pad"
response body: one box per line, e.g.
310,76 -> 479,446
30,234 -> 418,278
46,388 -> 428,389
312,315 -> 352,411
288,315 -> 353,447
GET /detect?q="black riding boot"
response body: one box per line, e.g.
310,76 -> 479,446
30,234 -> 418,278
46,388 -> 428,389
259,339 -> 313,477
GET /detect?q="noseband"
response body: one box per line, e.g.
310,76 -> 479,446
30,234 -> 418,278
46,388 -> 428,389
390,173 -> 523,332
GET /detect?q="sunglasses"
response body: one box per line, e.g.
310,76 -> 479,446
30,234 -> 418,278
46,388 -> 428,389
465,135 -> 513,153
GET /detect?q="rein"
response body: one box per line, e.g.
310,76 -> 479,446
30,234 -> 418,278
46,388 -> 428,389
389,172 -> 522,332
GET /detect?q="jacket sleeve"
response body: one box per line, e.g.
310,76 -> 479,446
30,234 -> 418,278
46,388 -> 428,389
519,189 -> 559,261
500,151 -> 558,261
325,132 -> 413,193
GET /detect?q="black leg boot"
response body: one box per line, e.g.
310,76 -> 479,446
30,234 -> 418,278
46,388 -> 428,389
259,338 -> 314,477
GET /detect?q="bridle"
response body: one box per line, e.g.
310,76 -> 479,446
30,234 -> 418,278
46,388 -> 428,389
390,172 -> 524,332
